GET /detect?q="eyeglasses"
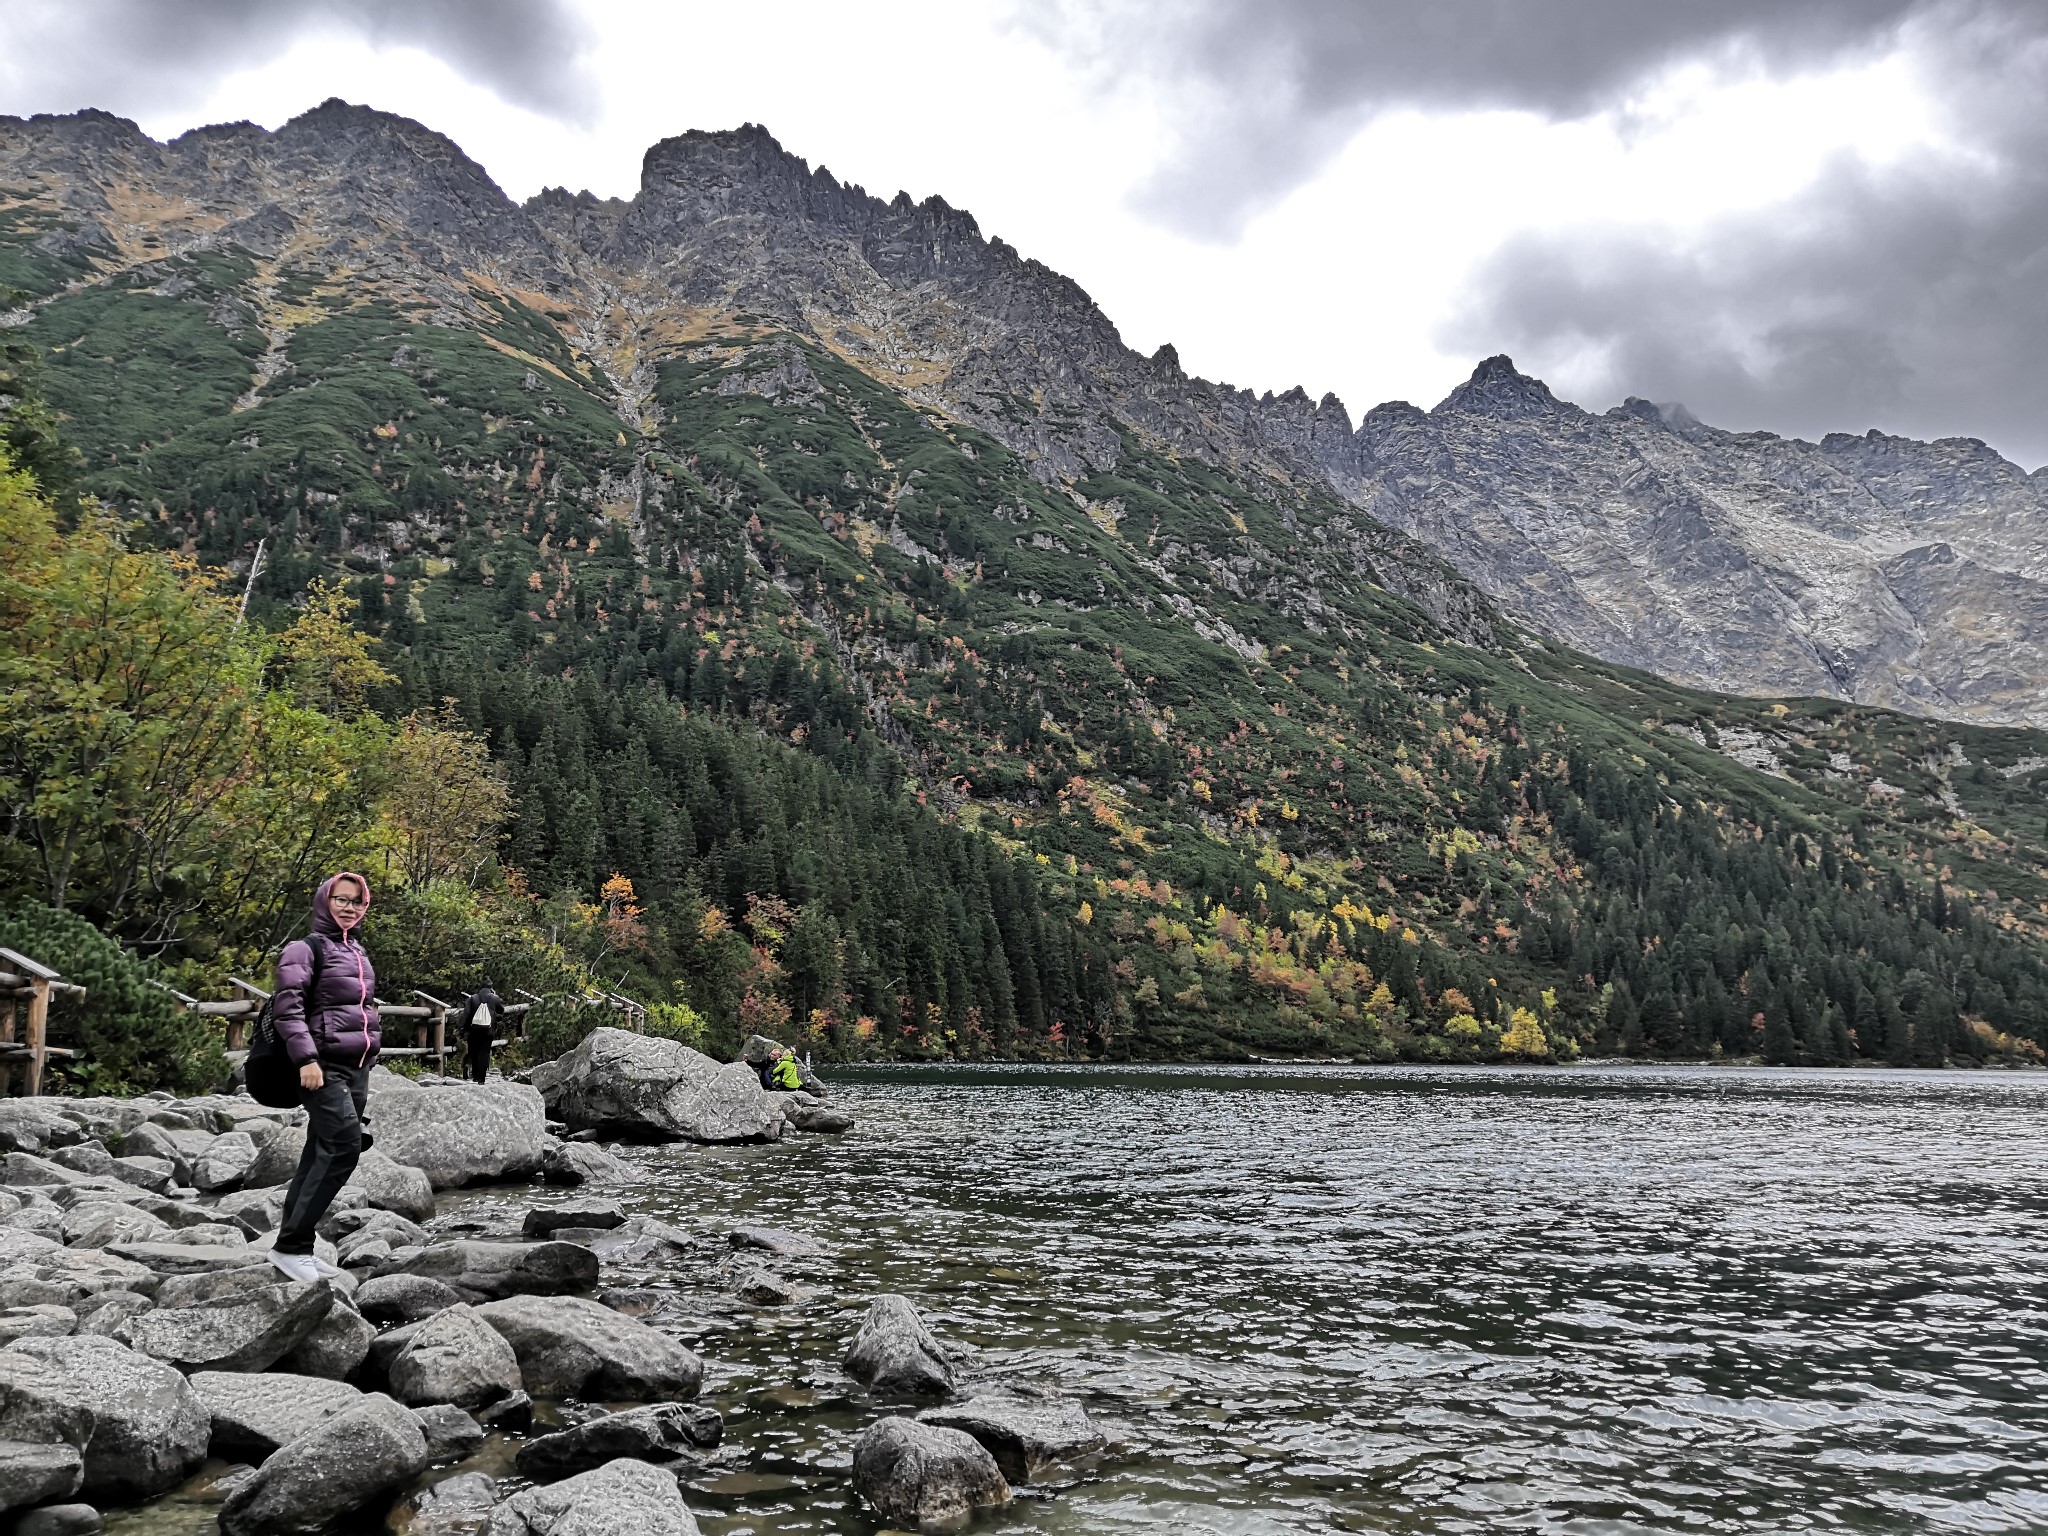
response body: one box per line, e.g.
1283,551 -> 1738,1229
331,893 -> 368,908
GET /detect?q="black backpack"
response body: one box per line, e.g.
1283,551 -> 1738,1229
245,937 -> 324,1109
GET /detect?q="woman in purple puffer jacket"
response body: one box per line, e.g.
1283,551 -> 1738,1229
268,871 -> 382,1281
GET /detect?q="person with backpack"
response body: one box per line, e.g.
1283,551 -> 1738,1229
458,979 -> 504,1084
762,1044 -> 802,1091
267,871 -> 380,1283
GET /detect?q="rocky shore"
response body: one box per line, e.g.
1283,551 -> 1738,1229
0,1029 -> 1105,1533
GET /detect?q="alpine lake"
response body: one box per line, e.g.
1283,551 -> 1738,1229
112,1063 -> 2048,1534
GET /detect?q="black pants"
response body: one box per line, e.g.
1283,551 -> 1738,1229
276,1058 -> 368,1255
463,1026 -> 492,1083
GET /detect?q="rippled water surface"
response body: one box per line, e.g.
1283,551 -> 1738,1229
582,1063 -> 2048,1534
112,1063 -> 2048,1535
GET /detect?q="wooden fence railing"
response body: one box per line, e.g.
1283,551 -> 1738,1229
155,979 -> 531,1074
0,947 -> 85,1097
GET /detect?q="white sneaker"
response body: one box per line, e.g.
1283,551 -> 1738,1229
267,1250 -> 322,1283
308,1255 -> 343,1279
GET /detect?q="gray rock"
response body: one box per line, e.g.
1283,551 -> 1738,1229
241,1124 -> 305,1190
102,1239 -> 263,1276
122,1278 -> 333,1372
474,1295 -> 703,1401
527,1029 -> 786,1144
522,1200 -> 626,1238
723,1264 -> 810,1308
59,1201 -> 170,1250
0,1440 -> 84,1513
514,1402 -> 722,1480
0,1102 -> 84,1155
540,1141 -> 632,1187
355,1273 -> 463,1325
400,1468 -> 496,1536
377,1240 -> 598,1302
191,1132 -> 259,1192
74,1290 -> 152,1339
0,1335 -> 210,1500
349,1150 -> 437,1222
0,1230 -> 158,1308
279,1300 -> 375,1380
486,1456 -> 700,1536
843,1294 -> 956,1397
218,1392 -> 429,1536
852,1416 -> 1010,1526
389,1303 -> 524,1409
340,1238 -> 392,1271
920,1386 -> 1108,1482
574,1217 -> 693,1264
2,1207 -> 65,1241
473,1391 -> 532,1433
0,1302 -> 75,1345
188,1371 -> 364,1457
166,1222 -> 250,1248
154,1263 -> 289,1310
109,1155 -> 176,1193
366,1080 -> 552,1190
412,1404 -> 485,1461
47,1146 -> 115,1180
13,1502 -> 101,1536
784,1097 -> 853,1135
1,1153 -> 91,1187
727,1225 -> 826,1257
327,1207 -> 427,1248
210,1186 -> 287,1235
596,1288 -> 666,1319
115,1124 -> 188,1181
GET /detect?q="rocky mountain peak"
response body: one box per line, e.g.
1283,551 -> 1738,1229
1434,354 -> 1573,421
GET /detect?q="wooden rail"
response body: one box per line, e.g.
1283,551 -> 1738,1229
0,946 -> 86,1096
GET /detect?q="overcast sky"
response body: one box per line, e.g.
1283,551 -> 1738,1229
4,0 -> 2046,466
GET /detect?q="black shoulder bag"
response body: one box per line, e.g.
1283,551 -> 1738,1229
245,937 -> 324,1108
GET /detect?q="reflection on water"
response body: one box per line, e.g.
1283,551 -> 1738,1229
115,1064 -> 2048,1534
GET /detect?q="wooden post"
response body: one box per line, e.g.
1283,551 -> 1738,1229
0,949 -> 70,1098
23,977 -> 47,1098
0,987 -> 16,1097
414,992 -> 454,1076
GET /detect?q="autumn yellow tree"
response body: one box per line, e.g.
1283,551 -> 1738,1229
376,703 -> 514,891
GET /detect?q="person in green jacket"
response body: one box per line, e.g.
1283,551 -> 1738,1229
766,1046 -> 802,1091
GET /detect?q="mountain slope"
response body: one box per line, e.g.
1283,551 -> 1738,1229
3,101 -> 2045,1060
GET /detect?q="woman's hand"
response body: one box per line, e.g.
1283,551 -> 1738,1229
299,1062 -> 324,1091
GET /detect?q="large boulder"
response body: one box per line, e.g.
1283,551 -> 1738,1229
121,1278 -> 334,1373
0,1441 -> 83,1513
376,1241 -> 598,1303
366,1080 -> 552,1189
474,1295 -> 702,1400
527,1029 -> 785,1143
782,1095 -> 853,1135
218,1392 -> 429,1536
102,1239 -> 264,1277
0,1102 -> 85,1155
0,1230 -> 156,1308
0,1153 -> 92,1187
0,1335 -> 210,1500
188,1371 -> 364,1458
843,1295 -> 956,1397
514,1403 -> 722,1480
920,1386 -> 1108,1482
388,1304 -> 524,1409
0,1304 -> 76,1345
486,1457 -> 700,1536
851,1416 -> 1010,1526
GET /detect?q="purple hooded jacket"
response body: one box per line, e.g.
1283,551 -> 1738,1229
272,873 -> 381,1068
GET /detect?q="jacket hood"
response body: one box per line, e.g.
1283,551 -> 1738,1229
311,871 -> 372,940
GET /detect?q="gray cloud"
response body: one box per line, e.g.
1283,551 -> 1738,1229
0,0 -> 595,123
1016,0 -> 1935,238
1444,4 -> 2048,467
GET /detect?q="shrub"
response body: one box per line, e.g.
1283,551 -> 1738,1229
0,902 -> 228,1094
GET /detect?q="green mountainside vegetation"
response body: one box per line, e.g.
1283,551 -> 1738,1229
3,218 -> 2045,1087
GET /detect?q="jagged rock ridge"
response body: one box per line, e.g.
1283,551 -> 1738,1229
1,101 -> 2042,724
